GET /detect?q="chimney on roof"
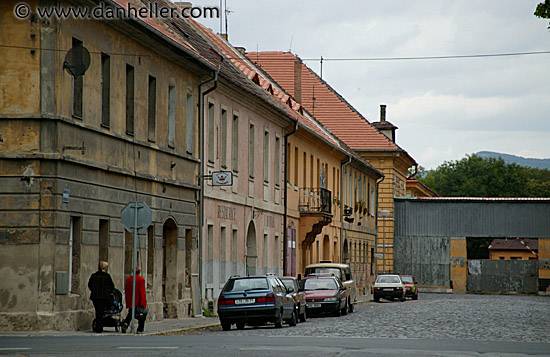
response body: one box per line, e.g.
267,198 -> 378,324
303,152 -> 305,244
294,59 -> 302,103
174,2 -> 192,8
235,47 -> 246,56
380,104 -> 386,122
372,104 -> 398,143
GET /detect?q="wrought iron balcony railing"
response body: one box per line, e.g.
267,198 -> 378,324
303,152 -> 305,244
298,187 -> 332,215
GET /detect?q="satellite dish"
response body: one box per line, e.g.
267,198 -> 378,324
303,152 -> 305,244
63,45 -> 90,77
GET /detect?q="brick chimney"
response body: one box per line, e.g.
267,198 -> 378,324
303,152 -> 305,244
372,104 -> 398,143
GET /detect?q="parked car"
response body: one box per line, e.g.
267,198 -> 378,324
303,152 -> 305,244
217,275 -> 297,330
299,275 -> 348,316
400,275 -> 419,300
373,274 -> 406,302
280,276 -> 307,322
304,262 -> 355,312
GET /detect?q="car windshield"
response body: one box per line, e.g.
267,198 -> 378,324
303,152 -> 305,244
302,279 -> 338,290
401,276 -> 414,284
377,276 -> 401,284
223,278 -> 268,292
307,268 -> 341,279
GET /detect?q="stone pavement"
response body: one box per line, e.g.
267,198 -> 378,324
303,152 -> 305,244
0,294 -> 373,337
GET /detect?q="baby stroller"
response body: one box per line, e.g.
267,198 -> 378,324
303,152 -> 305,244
92,288 -> 124,332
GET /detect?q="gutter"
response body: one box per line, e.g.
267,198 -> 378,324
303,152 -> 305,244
283,120 -> 299,276
198,68 -> 219,311
374,175 -> 385,276
339,155 -> 353,262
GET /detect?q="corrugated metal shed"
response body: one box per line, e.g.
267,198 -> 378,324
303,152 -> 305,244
395,198 -> 550,238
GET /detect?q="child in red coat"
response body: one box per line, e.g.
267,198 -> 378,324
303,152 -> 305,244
122,266 -> 147,333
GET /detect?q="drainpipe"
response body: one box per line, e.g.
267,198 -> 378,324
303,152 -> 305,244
340,155 -> 352,263
407,164 -> 418,180
198,68 -> 218,308
374,175 -> 385,277
283,120 -> 298,276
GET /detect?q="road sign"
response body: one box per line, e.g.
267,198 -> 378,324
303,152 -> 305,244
121,202 -> 152,233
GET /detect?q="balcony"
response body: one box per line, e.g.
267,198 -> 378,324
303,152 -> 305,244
299,188 -> 332,215
298,188 -> 332,248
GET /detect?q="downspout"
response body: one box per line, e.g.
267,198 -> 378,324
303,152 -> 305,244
407,163 -> 418,179
283,120 -> 298,276
340,155 -> 352,263
198,68 -> 218,309
374,175 -> 385,277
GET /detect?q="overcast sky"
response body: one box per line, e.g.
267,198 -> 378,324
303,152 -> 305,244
195,1 -> 550,169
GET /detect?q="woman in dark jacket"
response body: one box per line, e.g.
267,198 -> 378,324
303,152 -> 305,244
88,261 -> 115,333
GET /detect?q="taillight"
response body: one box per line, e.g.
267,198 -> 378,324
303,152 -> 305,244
257,293 -> 276,303
374,287 -> 380,291
218,296 -> 235,306
396,287 -> 403,291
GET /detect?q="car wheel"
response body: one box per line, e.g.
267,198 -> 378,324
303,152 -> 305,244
413,293 -> 418,300
274,308 -> 283,328
400,294 -> 406,302
236,321 -> 245,330
348,300 -> 354,313
341,300 -> 348,315
288,310 -> 297,327
299,306 -> 307,323
374,296 -> 380,302
221,320 -> 231,331
334,301 -> 341,317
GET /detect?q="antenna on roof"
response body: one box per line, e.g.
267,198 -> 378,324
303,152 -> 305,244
320,56 -> 324,79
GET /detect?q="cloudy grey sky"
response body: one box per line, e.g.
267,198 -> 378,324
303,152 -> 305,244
195,1 -> 550,169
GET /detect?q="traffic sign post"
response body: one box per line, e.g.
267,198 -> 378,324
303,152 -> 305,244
121,202 -> 152,334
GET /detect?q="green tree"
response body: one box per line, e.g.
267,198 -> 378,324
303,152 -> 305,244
535,0 -> 550,29
420,154 -> 530,197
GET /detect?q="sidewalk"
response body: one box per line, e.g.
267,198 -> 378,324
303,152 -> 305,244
0,294 -> 373,337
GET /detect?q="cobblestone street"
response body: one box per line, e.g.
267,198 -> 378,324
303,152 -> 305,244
204,294 -> 550,343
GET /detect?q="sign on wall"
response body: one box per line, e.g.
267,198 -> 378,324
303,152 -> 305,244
212,171 -> 233,186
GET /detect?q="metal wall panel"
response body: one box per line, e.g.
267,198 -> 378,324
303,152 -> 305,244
395,200 -> 550,238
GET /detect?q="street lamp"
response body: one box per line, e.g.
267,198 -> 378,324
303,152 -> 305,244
378,210 -> 390,274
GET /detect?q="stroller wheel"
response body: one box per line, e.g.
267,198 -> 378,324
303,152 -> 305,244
92,319 -> 97,332
115,324 -> 120,332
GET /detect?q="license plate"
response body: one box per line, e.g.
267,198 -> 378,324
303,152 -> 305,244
308,303 -> 321,308
383,288 -> 394,291
235,299 -> 255,305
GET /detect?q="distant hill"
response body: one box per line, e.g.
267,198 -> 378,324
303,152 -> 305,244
476,151 -> 550,170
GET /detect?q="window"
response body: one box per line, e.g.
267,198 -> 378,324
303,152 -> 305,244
207,224 -> 214,283
208,103 -> 215,163
72,38 -> 83,119
302,152 -> 307,189
99,219 -> 109,263
125,64 -> 135,135
147,76 -> 156,141
370,186 -> 375,216
220,226 -> 226,283
274,234 -> 280,272
275,137 -> 280,186
221,109 -> 227,168
168,85 -> 175,148
101,53 -> 110,127
294,147 -> 298,186
147,226 -> 154,289
231,114 -> 239,172
248,123 -> 255,178
263,130 -> 269,183
186,94 -> 194,154
232,229 -> 238,275
263,233 -> 269,271
310,155 -> 314,189
69,217 -> 82,294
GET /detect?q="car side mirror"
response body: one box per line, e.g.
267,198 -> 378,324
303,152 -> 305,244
287,287 -> 294,293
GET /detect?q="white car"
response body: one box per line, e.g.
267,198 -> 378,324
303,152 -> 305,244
373,274 -> 406,302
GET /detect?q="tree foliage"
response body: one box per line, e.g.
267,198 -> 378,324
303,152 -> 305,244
419,154 -> 550,197
535,0 -> 550,29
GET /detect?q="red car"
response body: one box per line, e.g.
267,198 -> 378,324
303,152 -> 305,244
299,276 -> 348,317
400,275 -> 419,300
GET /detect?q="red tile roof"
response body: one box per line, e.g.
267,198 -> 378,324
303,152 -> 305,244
247,51 -> 415,161
189,22 -> 382,178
